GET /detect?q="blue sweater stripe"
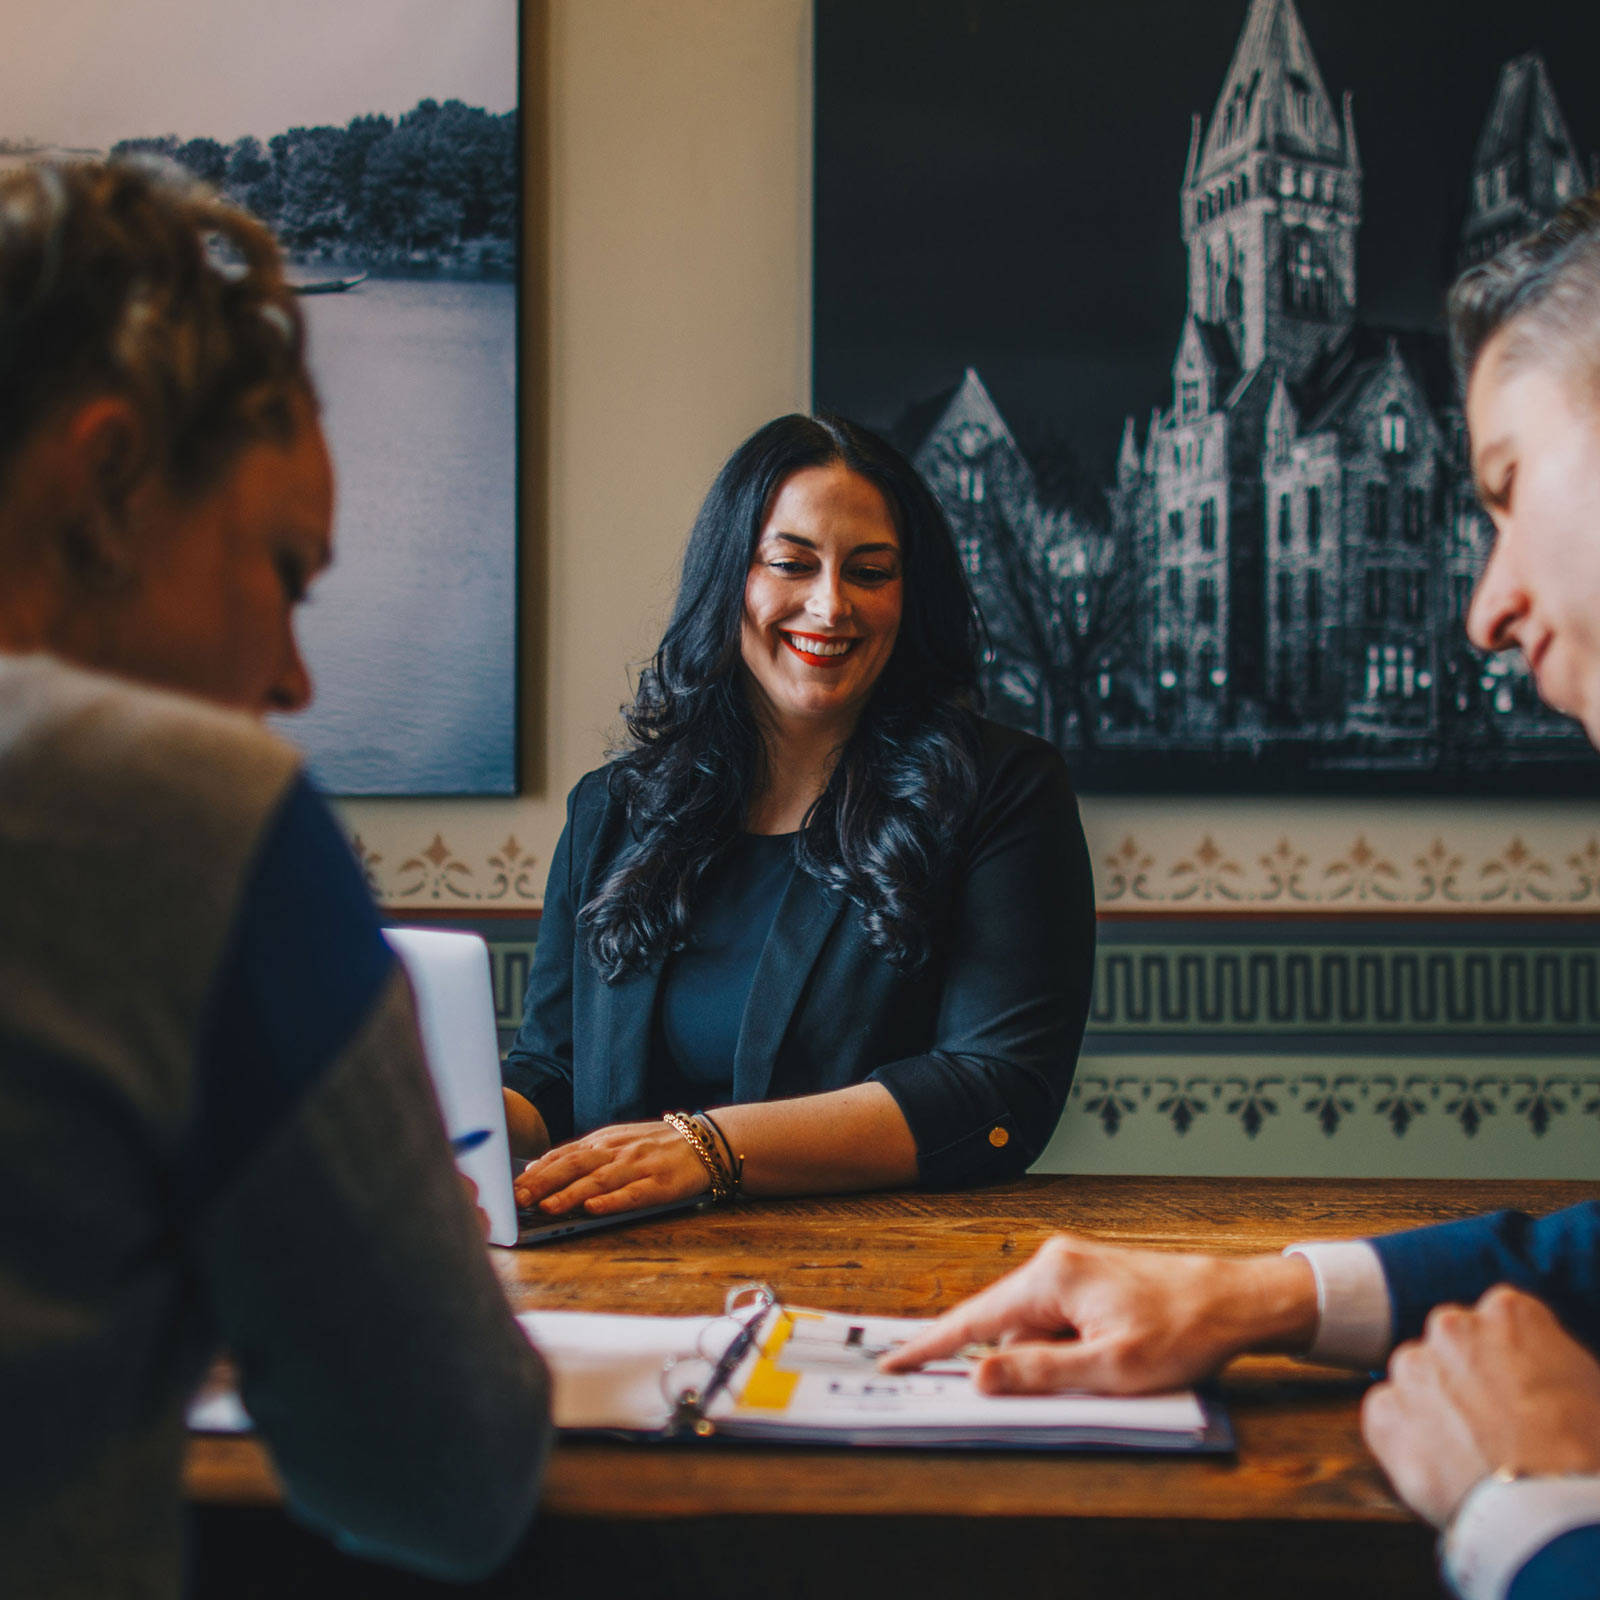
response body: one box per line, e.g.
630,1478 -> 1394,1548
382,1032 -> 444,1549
181,776 -> 395,1205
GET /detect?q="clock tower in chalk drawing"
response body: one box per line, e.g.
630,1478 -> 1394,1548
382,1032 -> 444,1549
1131,0 -> 1362,726
1180,0 -> 1361,379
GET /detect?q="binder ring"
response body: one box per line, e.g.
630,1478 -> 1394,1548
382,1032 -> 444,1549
657,1282 -> 779,1438
723,1282 -> 776,1322
659,1353 -> 715,1434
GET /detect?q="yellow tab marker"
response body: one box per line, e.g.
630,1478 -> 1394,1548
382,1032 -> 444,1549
735,1308 -> 814,1411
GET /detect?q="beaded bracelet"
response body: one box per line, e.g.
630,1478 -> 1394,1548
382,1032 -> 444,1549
694,1109 -> 744,1192
662,1110 -> 734,1203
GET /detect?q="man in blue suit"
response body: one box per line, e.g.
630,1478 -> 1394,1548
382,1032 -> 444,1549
888,191 -> 1600,1600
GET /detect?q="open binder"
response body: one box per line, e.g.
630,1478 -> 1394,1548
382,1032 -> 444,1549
187,1283 -> 1230,1454
516,1283 -> 1234,1454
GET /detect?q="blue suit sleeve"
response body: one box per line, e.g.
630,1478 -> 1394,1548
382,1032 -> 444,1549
1370,1203 -> 1600,1351
1509,1524 -> 1600,1600
501,783 -> 579,1144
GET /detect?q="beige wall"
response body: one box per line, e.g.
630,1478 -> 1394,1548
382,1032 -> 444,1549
338,0 -> 813,906
340,0 -> 1600,915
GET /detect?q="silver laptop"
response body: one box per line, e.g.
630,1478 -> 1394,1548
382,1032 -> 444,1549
383,927 -> 709,1246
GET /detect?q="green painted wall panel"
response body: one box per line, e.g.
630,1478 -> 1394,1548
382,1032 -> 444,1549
419,915 -> 1600,1181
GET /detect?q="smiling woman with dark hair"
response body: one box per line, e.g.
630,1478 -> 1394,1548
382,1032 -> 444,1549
503,412 -> 1096,1216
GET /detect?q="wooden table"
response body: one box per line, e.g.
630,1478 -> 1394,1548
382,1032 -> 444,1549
186,1176 -> 1598,1599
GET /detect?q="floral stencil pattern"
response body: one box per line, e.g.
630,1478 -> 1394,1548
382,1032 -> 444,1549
1099,834 -> 1600,908
1070,1070 -> 1600,1141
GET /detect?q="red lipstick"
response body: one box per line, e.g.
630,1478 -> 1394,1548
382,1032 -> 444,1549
780,630 -> 858,669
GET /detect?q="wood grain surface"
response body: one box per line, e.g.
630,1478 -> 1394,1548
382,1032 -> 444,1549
186,1175 -> 1597,1526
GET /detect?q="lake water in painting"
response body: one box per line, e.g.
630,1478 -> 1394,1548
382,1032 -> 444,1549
270,277 -> 517,795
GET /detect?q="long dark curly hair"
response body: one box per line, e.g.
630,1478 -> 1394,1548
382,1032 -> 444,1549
583,413 -> 984,981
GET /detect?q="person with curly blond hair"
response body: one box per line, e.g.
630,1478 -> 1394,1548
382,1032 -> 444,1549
0,159 -> 549,1597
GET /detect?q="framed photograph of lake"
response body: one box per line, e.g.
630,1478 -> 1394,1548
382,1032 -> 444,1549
815,0 -> 1600,795
1,0 -> 521,795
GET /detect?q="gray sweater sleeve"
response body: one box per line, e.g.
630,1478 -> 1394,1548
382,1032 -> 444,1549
193,967 -> 552,1581
0,659 -> 548,1596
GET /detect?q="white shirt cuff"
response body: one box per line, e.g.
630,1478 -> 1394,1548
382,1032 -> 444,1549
1282,1240 -> 1393,1368
1444,1476 -> 1600,1600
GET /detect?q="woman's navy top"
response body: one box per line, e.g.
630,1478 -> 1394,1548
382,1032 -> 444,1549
651,831 -> 796,1105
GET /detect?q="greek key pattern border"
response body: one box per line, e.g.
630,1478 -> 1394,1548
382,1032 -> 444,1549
1090,946 -> 1600,1035
462,933 -> 1600,1041
488,941 -> 537,1031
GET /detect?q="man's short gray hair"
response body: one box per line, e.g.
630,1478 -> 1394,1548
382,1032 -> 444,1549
1448,189 -> 1600,408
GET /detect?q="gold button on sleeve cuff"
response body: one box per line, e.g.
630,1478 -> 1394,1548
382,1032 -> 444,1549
988,1126 -> 1009,1148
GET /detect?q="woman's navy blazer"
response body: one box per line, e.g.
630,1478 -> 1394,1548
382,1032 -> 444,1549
502,717 -> 1097,1188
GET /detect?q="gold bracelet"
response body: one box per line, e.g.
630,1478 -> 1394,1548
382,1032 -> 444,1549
694,1110 -> 744,1194
689,1114 -> 737,1199
662,1111 -> 733,1203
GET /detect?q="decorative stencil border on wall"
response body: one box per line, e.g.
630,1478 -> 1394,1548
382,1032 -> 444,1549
1096,828 -> 1600,909
353,825 -> 1600,915
1088,938 -> 1600,1037
1041,917 -> 1600,1180
1041,1054 -> 1600,1181
385,910 -> 1600,1182
353,832 -> 545,906
347,801 -> 1600,914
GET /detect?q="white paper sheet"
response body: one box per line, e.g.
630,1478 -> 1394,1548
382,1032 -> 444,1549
516,1311 -> 733,1432
709,1307 -> 1206,1437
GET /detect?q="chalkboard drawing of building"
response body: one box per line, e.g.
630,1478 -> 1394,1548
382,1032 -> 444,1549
1460,52 -> 1590,269
912,366 -> 1139,756
906,0 -> 1593,788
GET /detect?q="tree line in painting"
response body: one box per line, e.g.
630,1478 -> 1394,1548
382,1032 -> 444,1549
114,100 -> 516,276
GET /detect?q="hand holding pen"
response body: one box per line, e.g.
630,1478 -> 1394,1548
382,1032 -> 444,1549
450,1128 -> 493,1238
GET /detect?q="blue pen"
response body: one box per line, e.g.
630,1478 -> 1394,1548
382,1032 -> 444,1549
451,1128 -> 493,1155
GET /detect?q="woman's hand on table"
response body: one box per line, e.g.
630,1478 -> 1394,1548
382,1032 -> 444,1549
880,1232 -> 1319,1395
513,1119 -> 711,1216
